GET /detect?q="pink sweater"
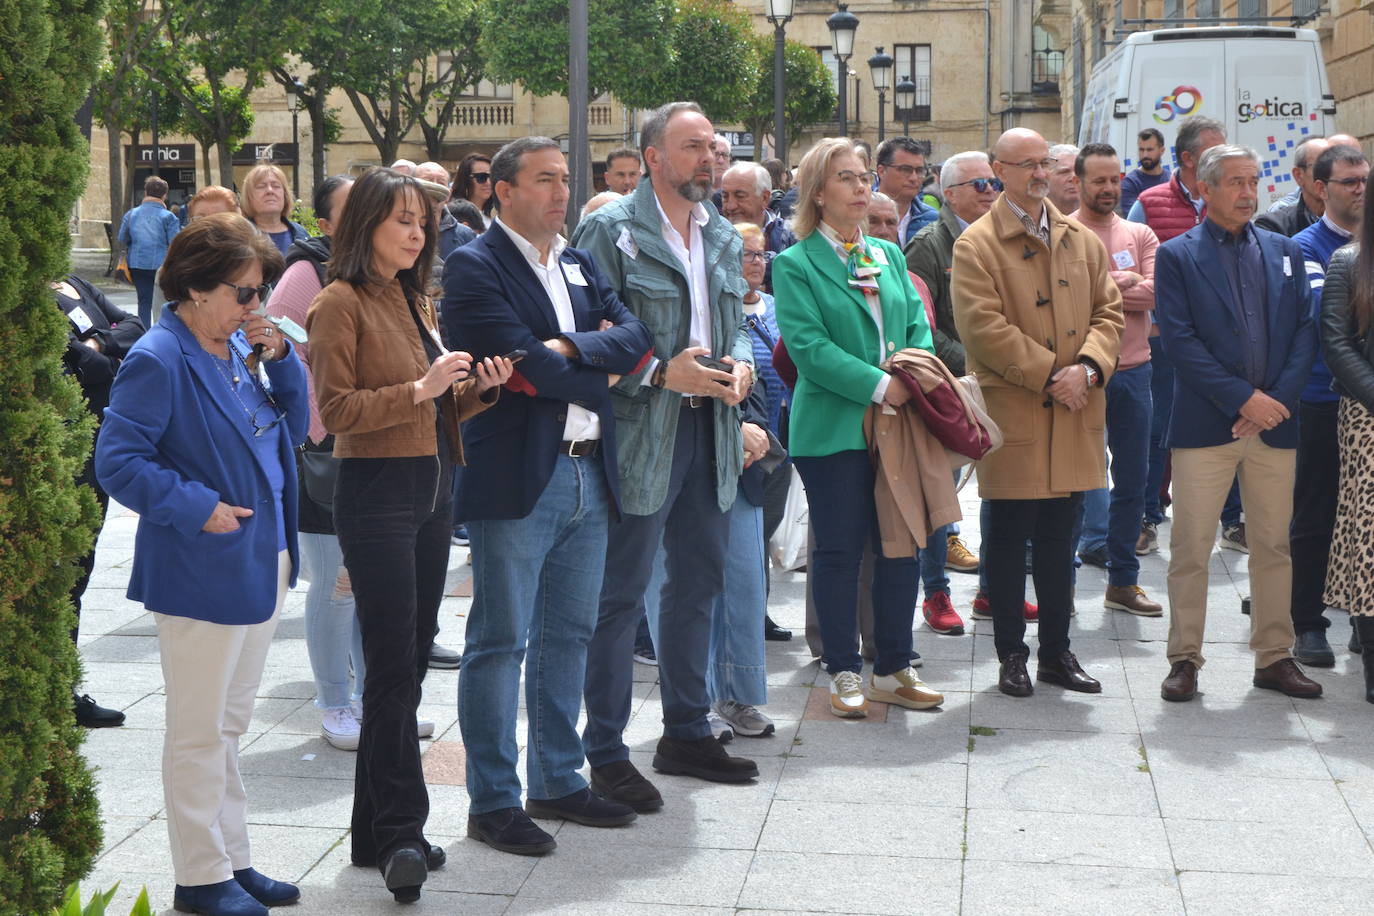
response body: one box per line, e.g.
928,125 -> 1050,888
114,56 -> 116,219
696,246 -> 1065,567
1069,209 -> 1158,371
267,259 -> 327,443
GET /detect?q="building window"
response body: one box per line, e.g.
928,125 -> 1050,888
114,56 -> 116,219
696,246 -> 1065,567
1195,0 -> 1219,18
460,77 -> 514,100
813,47 -> 863,122
893,44 -> 932,123
1031,26 -> 1063,94
1163,0 -> 1185,20
1237,0 -> 1267,19
1291,0 -> 1320,17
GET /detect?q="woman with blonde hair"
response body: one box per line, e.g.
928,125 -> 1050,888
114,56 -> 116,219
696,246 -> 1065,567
240,163 -> 308,255
772,137 -> 944,719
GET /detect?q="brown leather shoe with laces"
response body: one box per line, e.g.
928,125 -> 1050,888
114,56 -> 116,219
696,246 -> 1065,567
1253,657 -> 1323,698
1161,660 -> 1198,702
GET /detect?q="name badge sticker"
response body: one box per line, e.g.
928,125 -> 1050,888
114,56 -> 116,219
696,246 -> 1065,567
1112,249 -> 1135,270
561,260 -> 588,286
870,245 -> 889,266
1283,255 -> 1292,277
67,306 -> 94,333
616,227 -> 639,260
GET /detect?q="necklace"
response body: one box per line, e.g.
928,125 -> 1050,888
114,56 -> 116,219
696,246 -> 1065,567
210,350 -> 256,424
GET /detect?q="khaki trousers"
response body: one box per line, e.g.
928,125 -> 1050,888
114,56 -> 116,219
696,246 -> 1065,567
155,551 -> 289,885
1166,438 -> 1295,669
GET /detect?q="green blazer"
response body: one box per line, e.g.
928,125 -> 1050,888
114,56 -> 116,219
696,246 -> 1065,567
772,231 -> 934,457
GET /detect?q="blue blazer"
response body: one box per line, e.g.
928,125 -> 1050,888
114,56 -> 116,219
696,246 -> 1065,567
95,309 -> 310,624
441,225 -> 653,521
1155,223 -> 1316,450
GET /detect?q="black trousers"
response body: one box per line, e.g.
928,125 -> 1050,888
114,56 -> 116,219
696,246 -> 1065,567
984,495 -> 1083,663
71,449 -> 110,643
1291,399 -> 1340,633
336,455 -> 452,864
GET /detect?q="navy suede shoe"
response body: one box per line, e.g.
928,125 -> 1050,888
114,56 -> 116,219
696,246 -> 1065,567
173,879 -> 267,916
233,868 -> 300,907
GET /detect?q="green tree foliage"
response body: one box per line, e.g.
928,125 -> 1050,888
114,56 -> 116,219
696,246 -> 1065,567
0,0 -> 107,912
478,0 -> 673,107
741,36 -> 838,159
636,0 -> 760,125
166,84 -> 254,190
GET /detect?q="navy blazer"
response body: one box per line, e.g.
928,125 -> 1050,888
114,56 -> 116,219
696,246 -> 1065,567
95,309 -> 310,624
442,224 -> 653,521
1155,222 -> 1316,450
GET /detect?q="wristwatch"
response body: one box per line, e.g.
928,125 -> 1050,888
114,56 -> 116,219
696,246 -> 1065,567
1080,361 -> 1100,388
650,361 -> 668,388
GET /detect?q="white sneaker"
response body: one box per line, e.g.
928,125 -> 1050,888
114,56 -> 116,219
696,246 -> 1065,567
706,710 -> 734,743
866,667 -> 944,710
829,670 -> 869,718
321,707 -> 361,751
417,717 -> 435,739
714,700 -> 775,737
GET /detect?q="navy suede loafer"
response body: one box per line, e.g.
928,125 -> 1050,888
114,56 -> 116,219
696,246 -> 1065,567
232,868 -> 300,907
173,879 -> 268,916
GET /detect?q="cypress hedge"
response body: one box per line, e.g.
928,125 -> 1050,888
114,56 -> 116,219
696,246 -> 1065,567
0,1 -> 109,912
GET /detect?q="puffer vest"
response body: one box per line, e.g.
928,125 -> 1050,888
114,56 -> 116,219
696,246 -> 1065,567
1137,173 -> 1204,243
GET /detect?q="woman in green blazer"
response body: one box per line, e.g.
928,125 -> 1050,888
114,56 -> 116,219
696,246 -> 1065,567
772,137 -> 943,720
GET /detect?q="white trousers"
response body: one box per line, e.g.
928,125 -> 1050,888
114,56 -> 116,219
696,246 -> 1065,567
155,550 -> 289,885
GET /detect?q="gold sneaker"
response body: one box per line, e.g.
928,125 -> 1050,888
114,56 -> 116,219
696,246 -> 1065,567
945,535 -> 980,572
829,670 -> 869,718
866,667 -> 945,710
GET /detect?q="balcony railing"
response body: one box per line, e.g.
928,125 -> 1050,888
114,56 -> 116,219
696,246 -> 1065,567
590,104 -> 612,126
453,102 -> 515,127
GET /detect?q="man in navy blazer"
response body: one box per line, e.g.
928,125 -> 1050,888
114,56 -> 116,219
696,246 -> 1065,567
1155,144 -> 1320,703
441,137 -> 652,856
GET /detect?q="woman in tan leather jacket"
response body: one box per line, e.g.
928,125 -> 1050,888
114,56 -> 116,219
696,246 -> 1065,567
307,167 -> 511,903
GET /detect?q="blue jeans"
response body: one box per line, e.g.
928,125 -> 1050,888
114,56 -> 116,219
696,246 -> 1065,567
299,532 -> 365,710
1078,488 -> 1110,556
645,485 -> 768,707
130,267 -> 159,328
584,404 -> 730,765
1102,363 -> 1152,586
794,449 -> 918,676
1144,336 -> 1172,525
918,468 -> 963,597
460,455 -> 610,813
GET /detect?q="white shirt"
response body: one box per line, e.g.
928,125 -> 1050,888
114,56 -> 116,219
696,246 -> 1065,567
817,222 -> 891,405
654,194 -> 713,353
493,216 -> 600,441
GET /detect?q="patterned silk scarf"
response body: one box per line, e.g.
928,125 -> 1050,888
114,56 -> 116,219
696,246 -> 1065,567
842,239 -> 883,294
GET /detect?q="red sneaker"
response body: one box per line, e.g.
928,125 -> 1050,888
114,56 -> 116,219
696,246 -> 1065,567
922,592 -> 965,635
970,590 -> 1039,622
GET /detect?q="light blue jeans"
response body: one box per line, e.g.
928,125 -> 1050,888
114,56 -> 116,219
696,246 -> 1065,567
460,455 -> 609,813
299,532 -> 364,711
644,485 -> 768,707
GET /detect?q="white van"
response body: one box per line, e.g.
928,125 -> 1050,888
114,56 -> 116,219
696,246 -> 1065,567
1077,26 -> 1336,209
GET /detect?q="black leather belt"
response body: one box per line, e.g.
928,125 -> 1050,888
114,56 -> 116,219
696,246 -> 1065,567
561,439 -> 600,458
682,396 -> 709,408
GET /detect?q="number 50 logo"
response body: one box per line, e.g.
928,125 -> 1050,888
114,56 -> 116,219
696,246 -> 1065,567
1153,86 -> 1203,123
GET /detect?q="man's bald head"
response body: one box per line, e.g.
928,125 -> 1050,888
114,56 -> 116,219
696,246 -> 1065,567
991,129 -> 1052,212
1329,134 -> 1360,150
992,128 -> 1048,164
415,161 -> 450,186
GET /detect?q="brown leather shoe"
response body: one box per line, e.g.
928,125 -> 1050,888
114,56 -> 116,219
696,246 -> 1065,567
998,653 -> 1033,697
1253,657 -> 1323,698
1104,584 -> 1163,617
1161,660 -> 1198,702
1036,651 -> 1102,693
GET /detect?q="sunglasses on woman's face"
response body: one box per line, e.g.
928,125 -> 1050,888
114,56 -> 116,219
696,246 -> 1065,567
948,177 -> 1004,193
471,173 -> 491,184
220,281 -> 271,305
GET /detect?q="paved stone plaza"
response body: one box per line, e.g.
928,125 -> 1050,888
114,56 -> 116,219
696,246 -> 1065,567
75,286 -> 1374,915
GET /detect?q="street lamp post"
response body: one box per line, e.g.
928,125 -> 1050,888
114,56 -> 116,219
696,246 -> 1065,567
286,76 -> 304,201
827,3 -> 859,138
765,0 -> 794,164
895,74 -> 916,139
867,46 -> 892,144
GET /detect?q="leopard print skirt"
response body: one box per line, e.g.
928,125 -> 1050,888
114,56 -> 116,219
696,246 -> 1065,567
1325,396 -> 1374,617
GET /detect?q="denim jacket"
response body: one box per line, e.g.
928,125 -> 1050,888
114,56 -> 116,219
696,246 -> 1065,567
571,177 -> 753,515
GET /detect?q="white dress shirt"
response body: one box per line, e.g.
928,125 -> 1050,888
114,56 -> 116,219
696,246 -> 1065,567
654,195 -> 713,353
494,216 -> 600,441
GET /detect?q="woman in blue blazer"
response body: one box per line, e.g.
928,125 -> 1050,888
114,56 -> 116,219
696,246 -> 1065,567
96,214 -> 309,916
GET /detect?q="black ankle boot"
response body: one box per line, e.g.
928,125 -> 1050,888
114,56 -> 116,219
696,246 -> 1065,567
1357,618 -> 1374,704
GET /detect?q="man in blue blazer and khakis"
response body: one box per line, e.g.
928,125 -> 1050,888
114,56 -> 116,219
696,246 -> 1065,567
443,138 -> 654,856
1155,144 -> 1321,702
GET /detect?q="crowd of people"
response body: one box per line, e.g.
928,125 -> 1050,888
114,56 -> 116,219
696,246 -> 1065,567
66,101 -> 1373,913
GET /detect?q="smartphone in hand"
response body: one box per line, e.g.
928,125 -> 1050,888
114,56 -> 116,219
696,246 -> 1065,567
695,354 -> 734,386
502,348 -> 528,363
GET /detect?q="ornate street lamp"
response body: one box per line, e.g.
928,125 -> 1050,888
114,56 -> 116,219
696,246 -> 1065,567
895,73 -> 916,138
765,0 -> 795,164
868,46 -> 893,144
285,76 -> 305,200
827,3 -> 859,138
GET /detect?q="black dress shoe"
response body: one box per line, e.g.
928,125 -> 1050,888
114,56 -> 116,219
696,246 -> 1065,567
589,759 -> 663,812
998,653 -> 1033,698
764,615 -> 793,641
467,807 -> 556,856
74,692 -> 125,728
352,843 -> 445,870
1077,547 -> 1110,569
1036,651 -> 1102,693
652,734 -> 758,783
427,643 -> 461,670
526,787 -> 636,827
1351,623 -> 1362,655
380,845 -> 427,904
1294,630 -> 1336,667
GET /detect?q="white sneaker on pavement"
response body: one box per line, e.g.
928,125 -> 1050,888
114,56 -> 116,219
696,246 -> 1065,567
321,707 -> 361,751
713,699 -> 775,737
706,710 -> 734,743
829,670 -> 869,718
348,699 -> 435,739
866,667 -> 944,710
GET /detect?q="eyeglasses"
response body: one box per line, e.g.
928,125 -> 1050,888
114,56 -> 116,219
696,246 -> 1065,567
213,348 -> 287,437
997,158 -> 1056,172
248,400 -> 287,437
471,173 -> 491,184
742,250 -> 767,263
833,170 -> 877,189
1327,175 -> 1369,188
948,177 -> 1004,193
220,281 -> 271,305
885,164 -> 927,178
